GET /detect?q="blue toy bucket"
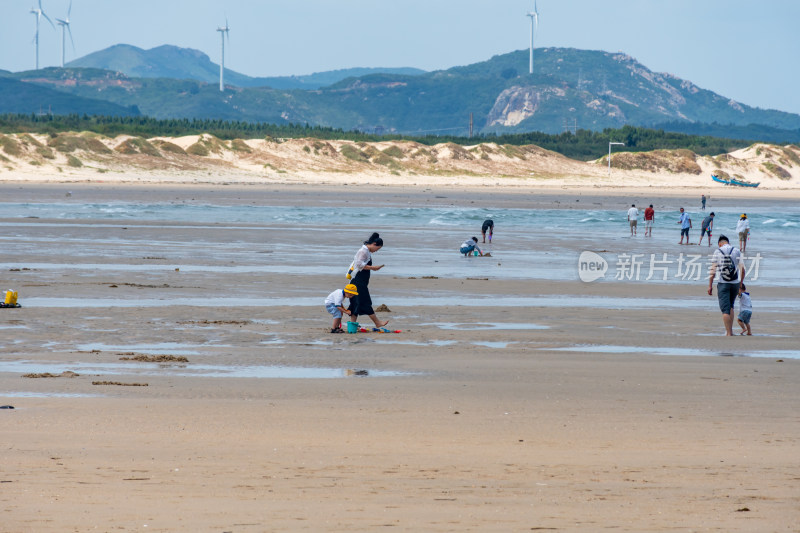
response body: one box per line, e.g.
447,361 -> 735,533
346,321 -> 359,334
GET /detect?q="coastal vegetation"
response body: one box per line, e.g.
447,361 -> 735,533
0,113 -> 755,161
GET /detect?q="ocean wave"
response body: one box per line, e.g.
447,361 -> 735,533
427,217 -> 461,226
762,219 -> 777,225
782,221 -> 797,227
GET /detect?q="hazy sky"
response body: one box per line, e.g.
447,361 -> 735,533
2,0 -> 798,114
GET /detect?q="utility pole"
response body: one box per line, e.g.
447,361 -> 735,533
469,113 -> 473,139
608,142 -> 625,177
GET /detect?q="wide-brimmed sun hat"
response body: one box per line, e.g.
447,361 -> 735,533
344,284 -> 359,295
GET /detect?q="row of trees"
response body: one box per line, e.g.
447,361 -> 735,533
0,114 -> 755,160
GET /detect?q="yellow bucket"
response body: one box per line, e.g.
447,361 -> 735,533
4,290 -> 17,305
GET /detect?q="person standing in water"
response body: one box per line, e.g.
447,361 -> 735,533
627,204 -> 639,236
701,194 -> 707,210
347,232 -> 389,328
481,219 -> 494,243
699,212 -> 715,246
678,207 -> 692,245
737,214 -> 751,253
644,204 -> 655,237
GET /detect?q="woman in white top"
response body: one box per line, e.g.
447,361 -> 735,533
347,232 -> 389,328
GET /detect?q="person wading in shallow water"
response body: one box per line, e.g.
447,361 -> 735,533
678,207 -> 692,245
481,219 -> 494,243
347,232 -> 389,328
627,204 -> 639,236
699,212 -> 715,246
644,204 -> 655,237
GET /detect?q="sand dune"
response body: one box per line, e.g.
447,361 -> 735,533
1,131 -> 798,189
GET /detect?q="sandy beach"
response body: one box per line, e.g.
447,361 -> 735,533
1,180 -> 799,532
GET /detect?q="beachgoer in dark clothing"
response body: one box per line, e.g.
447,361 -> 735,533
481,219 -> 494,243
699,212 -> 715,246
347,232 -> 388,328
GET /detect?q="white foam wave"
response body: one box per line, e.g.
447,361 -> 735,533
427,217 -> 460,226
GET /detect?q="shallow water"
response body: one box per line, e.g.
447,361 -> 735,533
1,392 -> 103,398
2,203 -> 798,285
422,322 -> 549,330
21,295 -> 798,311
75,342 -> 209,355
369,339 -> 457,347
472,341 -> 516,348
549,344 -> 800,359
3,202 -> 798,236
0,360 -> 414,379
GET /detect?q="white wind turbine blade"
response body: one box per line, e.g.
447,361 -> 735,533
40,3 -> 56,29
67,0 -> 72,20
67,22 -> 75,52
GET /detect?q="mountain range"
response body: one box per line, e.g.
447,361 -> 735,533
3,44 -> 800,141
66,44 -> 426,90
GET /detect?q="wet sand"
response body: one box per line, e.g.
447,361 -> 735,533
2,183 -> 799,531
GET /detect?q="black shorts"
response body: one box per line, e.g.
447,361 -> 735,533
717,283 -> 738,314
681,227 -> 690,237
482,220 -> 494,232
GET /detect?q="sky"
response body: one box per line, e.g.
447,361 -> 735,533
2,0 -> 799,114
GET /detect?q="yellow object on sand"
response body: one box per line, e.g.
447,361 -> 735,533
5,290 -> 18,305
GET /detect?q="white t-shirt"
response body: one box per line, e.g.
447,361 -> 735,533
739,291 -> 752,312
324,289 -> 350,308
627,207 -> 639,220
736,219 -> 750,233
711,244 -> 742,285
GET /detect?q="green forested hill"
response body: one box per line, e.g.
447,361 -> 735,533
0,77 -> 140,117
6,47 -> 800,141
66,44 -> 425,89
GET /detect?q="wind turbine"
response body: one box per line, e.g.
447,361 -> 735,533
216,19 -> 230,92
30,0 -> 56,70
55,0 -> 75,68
526,0 -> 539,75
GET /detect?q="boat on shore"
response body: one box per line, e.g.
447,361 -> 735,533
711,174 -> 760,188
730,177 -> 760,188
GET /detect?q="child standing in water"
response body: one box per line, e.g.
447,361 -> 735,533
737,283 -> 753,336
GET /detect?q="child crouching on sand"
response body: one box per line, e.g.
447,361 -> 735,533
325,284 -> 358,333
737,283 -> 753,336
460,237 -> 483,256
